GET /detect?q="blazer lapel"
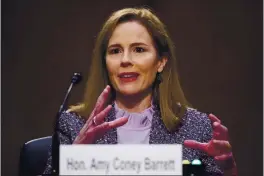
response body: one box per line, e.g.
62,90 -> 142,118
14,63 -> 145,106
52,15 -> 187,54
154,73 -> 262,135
95,104 -> 118,144
149,104 -> 174,144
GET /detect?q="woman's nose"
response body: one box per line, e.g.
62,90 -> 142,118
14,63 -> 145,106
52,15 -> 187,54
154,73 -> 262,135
120,51 -> 133,67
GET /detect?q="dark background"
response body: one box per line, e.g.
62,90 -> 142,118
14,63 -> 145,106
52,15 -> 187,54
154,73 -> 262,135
2,0 -> 263,175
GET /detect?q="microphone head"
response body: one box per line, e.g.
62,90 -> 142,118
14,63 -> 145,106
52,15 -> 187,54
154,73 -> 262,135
71,72 -> 82,84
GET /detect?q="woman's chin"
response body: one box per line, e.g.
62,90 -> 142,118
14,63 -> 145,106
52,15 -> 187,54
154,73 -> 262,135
115,84 -> 152,97
117,86 -> 142,96
119,90 -> 140,96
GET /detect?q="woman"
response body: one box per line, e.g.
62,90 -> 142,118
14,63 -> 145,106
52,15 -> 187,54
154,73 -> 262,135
43,7 -> 237,175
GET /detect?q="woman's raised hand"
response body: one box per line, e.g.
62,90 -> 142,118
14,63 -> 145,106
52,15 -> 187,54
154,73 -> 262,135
73,85 -> 128,144
184,114 -> 237,172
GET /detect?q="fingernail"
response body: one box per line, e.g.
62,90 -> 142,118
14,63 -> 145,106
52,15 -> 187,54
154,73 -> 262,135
213,122 -> 219,126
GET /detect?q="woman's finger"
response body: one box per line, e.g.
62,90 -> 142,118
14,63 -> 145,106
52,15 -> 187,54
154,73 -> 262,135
208,114 -> 221,124
212,122 -> 229,140
108,117 -> 129,129
77,104 -> 112,141
215,153 -> 236,170
92,105 -> 112,125
93,85 -> 111,116
73,126 -> 94,144
95,117 -> 128,133
213,131 -> 221,139
184,140 -> 208,153
211,140 -> 232,154
215,153 -> 233,161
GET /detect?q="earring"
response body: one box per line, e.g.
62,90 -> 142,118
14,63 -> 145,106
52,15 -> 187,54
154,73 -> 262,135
156,72 -> 163,83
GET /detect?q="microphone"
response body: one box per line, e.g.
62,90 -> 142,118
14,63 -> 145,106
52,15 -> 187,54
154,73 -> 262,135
51,72 -> 82,175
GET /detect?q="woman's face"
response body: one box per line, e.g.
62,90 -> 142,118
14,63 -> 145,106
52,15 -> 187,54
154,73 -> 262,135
106,21 -> 167,97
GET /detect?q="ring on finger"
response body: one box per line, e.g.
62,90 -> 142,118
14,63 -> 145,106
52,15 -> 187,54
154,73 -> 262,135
226,143 -> 232,150
93,117 -> 98,126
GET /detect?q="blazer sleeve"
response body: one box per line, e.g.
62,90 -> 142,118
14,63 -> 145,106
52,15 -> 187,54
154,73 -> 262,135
42,111 -> 82,174
199,112 -> 224,176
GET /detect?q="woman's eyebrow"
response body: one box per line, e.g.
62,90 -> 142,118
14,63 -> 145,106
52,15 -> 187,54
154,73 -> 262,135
108,42 -> 148,48
130,42 -> 148,46
107,43 -> 121,49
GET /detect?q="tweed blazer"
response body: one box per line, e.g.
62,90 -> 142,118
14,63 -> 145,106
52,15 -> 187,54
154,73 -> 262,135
43,104 -> 223,175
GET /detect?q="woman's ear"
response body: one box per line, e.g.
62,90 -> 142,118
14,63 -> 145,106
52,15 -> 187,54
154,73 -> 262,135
158,57 -> 168,72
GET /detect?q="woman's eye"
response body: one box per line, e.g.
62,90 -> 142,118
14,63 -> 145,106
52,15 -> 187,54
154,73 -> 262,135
135,47 -> 145,53
109,48 -> 121,54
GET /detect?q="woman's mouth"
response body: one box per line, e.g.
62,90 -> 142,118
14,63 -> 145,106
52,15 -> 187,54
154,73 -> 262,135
118,72 -> 139,82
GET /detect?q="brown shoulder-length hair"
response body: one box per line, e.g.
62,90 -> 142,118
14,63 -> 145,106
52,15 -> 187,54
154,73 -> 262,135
70,7 -> 191,131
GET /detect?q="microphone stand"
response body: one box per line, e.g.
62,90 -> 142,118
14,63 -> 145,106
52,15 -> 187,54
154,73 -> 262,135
51,72 -> 82,175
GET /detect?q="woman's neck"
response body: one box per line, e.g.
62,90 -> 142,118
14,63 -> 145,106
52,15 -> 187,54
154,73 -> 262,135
115,91 -> 152,113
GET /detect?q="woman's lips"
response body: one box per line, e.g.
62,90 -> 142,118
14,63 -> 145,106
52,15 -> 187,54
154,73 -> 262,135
118,72 -> 139,82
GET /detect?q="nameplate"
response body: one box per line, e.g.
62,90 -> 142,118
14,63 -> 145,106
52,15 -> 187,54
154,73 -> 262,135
59,144 -> 182,175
